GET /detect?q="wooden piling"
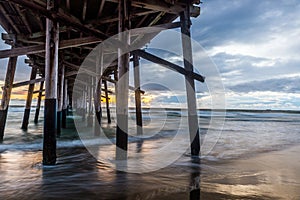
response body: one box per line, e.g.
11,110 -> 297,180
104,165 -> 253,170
0,56 -> 18,143
34,81 -> 44,124
21,67 -> 37,130
57,64 -> 64,136
116,0 -> 130,160
82,88 -> 87,121
103,80 -> 111,124
62,79 -> 68,128
180,1 -> 200,156
43,0 -> 59,165
94,52 -> 102,136
133,55 -> 143,135
87,82 -> 94,126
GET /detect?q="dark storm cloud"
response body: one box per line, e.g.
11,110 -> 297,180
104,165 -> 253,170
193,0 -> 300,48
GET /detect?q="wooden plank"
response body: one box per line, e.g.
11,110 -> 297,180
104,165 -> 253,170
21,67 -> 37,130
132,49 -> 205,82
133,22 -> 181,34
0,56 -> 18,143
82,0 -> 88,21
180,1 -> 200,156
7,0 -> 108,39
65,70 -> 78,77
15,5 -> 32,34
107,0 -> 184,14
107,0 -> 200,17
97,0 -> 106,18
91,10 -> 158,25
0,36 -> 102,59
0,12 -> 11,31
0,4 -> 20,34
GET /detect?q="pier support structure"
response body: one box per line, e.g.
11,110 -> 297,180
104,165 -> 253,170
0,56 -> 18,143
87,79 -> 94,126
43,0 -> 59,165
180,1 -> 200,156
22,67 -> 37,130
103,80 -> 111,124
57,63 -> 65,137
94,53 -> 102,136
116,0 -> 130,160
62,79 -> 68,128
34,81 -> 44,124
133,55 -> 143,135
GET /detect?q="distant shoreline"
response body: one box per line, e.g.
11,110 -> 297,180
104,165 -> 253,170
8,105 -> 300,114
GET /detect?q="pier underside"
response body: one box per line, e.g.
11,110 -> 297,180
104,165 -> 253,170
0,0 -> 203,165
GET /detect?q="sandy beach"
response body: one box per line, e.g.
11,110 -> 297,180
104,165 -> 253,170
201,144 -> 300,199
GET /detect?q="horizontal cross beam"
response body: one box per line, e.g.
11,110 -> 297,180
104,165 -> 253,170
33,89 -> 45,94
0,36 -> 102,59
1,78 -> 45,90
132,49 -> 205,82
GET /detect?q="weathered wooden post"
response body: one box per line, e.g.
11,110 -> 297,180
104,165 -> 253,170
21,67 -> 37,130
116,0 -> 130,160
133,55 -> 143,135
0,56 -> 18,143
61,79 -> 68,128
82,87 -> 87,121
57,64 -> 64,137
180,1 -> 200,156
103,80 -> 111,124
94,53 -> 102,136
87,80 -> 94,126
34,81 -> 44,124
43,0 -> 59,165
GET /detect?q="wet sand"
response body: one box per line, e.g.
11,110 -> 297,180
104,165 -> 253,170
201,145 -> 300,199
0,145 -> 300,199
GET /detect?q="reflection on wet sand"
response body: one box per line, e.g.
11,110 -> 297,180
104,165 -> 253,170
201,145 -> 300,199
1,145 -> 300,199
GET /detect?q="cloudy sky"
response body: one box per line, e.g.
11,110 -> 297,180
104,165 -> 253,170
190,0 -> 300,109
1,0 -> 300,109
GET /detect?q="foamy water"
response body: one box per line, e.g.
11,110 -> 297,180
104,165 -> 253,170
0,104 -> 300,199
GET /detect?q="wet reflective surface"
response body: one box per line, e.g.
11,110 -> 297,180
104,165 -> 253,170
0,107 -> 300,199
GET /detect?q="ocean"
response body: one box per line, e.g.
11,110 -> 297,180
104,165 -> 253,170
0,102 -> 300,199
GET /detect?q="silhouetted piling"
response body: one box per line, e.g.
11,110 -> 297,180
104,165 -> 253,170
0,56 -> 17,142
43,0 -> 59,165
116,0 -> 130,160
180,1 -> 201,156
34,81 -> 44,124
133,55 -> 143,135
22,67 -> 37,130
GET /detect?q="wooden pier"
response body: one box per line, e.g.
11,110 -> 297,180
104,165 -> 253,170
0,0 -> 203,165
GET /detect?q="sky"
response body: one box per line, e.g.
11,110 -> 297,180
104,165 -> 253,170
1,0 -> 300,109
190,0 -> 300,109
